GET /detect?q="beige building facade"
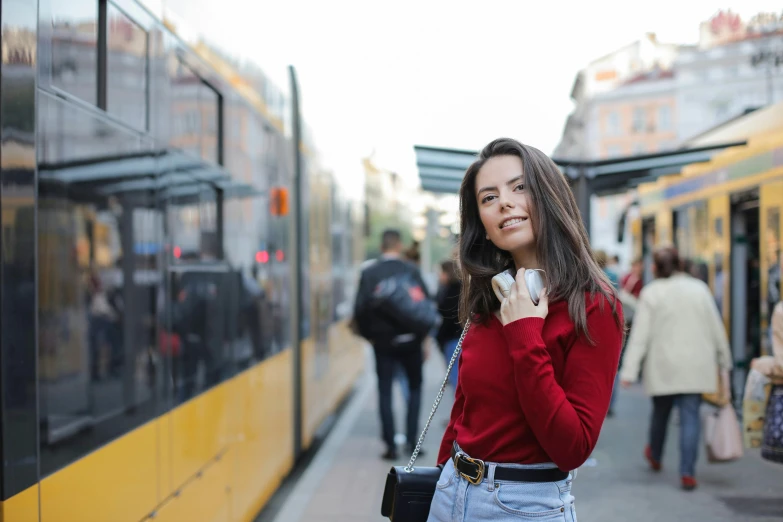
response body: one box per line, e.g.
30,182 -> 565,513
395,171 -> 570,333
591,72 -> 678,159
554,32 -> 681,160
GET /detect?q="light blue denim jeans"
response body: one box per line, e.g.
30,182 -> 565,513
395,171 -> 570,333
427,455 -> 576,521
443,338 -> 460,394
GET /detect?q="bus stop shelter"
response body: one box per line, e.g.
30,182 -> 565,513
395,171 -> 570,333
414,142 -> 745,237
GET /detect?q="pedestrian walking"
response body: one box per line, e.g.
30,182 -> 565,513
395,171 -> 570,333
620,245 -> 732,491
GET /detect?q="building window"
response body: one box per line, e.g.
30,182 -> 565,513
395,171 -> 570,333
658,105 -> 672,132
632,107 -> 646,133
633,143 -> 647,156
605,111 -> 620,136
606,145 -> 623,158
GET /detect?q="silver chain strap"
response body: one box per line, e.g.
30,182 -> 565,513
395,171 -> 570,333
404,321 -> 472,473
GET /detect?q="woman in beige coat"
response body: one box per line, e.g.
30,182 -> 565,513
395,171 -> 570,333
620,246 -> 732,491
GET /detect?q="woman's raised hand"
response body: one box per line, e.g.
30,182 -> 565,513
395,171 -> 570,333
499,267 -> 548,326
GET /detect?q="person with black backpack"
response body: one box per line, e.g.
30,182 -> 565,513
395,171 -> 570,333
354,229 -> 439,461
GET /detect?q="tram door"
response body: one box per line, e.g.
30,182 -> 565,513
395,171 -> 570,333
729,189 -> 761,402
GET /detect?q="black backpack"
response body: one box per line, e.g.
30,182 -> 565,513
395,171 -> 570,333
371,271 -> 441,337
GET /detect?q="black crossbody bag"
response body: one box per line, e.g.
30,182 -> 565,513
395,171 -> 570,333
380,322 -> 471,521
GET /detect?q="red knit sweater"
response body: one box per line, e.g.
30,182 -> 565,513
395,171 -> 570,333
437,292 -> 623,472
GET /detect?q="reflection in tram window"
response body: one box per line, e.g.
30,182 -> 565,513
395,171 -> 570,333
164,266 -> 237,403
168,56 -> 220,164
37,186 -> 164,475
167,184 -> 218,262
37,98 -> 164,477
221,108 -> 290,361
163,185 -> 242,403
107,2 -> 149,130
222,193 -> 281,362
49,0 -> 98,105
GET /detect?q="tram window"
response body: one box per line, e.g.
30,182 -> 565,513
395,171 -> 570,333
107,2 -> 149,130
167,183 -> 219,263
164,265 -> 240,403
48,0 -> 98,105
222,196 -> 283,364
36,104 -> 166,475
164,182 -> 246,401
168,57 -> 221,165
170,59 -> 205,159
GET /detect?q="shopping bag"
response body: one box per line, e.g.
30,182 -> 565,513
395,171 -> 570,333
761,385 -> 783,464
742,368 -> 772,449
704,403 -> 744,463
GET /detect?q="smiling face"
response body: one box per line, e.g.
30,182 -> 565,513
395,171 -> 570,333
475,155 -> 536,256
458,138 -> 618,337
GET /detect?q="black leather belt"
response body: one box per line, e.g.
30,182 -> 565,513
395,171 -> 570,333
451,444 -> 569,485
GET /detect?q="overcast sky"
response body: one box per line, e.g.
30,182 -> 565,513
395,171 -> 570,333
153,1 -> 780,197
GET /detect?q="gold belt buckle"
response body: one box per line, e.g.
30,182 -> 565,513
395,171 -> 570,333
457,454 -> 485,485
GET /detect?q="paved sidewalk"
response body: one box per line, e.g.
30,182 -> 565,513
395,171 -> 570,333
269,345 -> 783,522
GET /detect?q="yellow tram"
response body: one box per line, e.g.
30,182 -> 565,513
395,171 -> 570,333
631,107 -> 783,391
0,0 -> 367,520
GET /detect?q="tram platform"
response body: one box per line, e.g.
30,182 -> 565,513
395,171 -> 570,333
259,344 -> 783,522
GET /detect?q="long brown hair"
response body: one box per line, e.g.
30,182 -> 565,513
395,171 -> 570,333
457,138 -> 620,342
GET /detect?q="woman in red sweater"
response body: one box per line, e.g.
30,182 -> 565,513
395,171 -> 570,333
427,138 -> 624,522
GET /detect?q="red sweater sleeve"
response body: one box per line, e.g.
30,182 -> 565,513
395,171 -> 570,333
502,301 -> 622,471
437,368 -> 465,465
